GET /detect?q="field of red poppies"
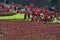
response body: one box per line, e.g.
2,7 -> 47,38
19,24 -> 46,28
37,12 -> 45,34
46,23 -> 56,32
0,19 -> 60,40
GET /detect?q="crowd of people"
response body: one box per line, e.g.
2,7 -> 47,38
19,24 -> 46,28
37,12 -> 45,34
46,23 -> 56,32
0,3 -> 60,23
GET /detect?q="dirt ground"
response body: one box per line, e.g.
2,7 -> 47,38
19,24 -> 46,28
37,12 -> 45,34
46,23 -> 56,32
0,19 -> 60,40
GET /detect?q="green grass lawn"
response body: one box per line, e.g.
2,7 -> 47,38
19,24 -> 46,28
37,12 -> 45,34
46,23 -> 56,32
0,13 -> 60,23
0,13 -> 24,19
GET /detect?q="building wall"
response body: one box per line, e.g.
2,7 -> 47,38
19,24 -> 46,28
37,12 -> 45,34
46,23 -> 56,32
0,0 -> 60,7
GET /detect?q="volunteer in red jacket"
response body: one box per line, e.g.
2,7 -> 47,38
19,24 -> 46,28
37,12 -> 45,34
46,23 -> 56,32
49,11 -> 58,21
17,4 -> 22,10
29,4 -> 35,10
31,8 -> 36,16
17,4 -> 22,13
36,8 -> 41,16
31,15 -> 38,21
1,3 -> 6,8
10,2 -> 16,11
24,5 -> 31,20
43,9 -> 49,22
4,6 -> 10,12
52,11 -> 58,19
36,8 -> 42,20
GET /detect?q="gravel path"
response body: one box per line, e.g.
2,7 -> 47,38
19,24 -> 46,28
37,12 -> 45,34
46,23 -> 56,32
0,20 -> 60,40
